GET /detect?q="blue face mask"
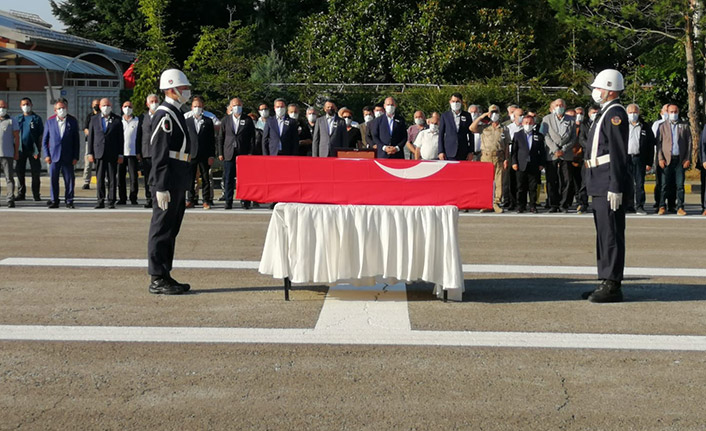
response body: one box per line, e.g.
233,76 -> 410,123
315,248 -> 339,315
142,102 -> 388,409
232,105 -> 243,115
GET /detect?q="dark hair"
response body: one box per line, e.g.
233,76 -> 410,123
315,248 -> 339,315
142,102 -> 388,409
192,95 -> 205,104
258,102 -> 269,109
55,97 -> 68,106
324,99 -> 337,106
20,97 -> 32,104
374,103 -> 384,109
451,92 -> 463,101
362,106 -> 373,112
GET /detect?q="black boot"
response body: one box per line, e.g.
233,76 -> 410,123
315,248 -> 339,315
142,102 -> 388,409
587,280 -> 623,303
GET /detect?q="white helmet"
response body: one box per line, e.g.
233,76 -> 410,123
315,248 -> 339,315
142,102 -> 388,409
590,69 -> 624,91
159,69 -> 191,90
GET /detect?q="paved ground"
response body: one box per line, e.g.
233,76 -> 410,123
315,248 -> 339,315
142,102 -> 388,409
1,179 -> 706,430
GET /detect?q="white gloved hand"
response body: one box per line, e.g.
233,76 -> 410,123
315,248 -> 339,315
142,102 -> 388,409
607,191 -> 622,211
156,191 -> 170,211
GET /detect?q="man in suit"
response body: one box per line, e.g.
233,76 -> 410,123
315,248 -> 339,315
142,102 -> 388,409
298,107 -> 316,156
540,99 -> 577,213
82,99 -> 99,190
118,100 -> 141,205
263,98 -> 300,156
218,97 -> 255,209
438,93 -> 472,161
511,116 -> 545,213
312,99 -> 346,157
41,99 -> 80,208
624,104 -> 654,215
371,97 -> 407,159
503,107 -> 524,211
139,94 -> 159,208
186,96 -> 215,210
87,98 -> 123,209
14,97 -> 43,202
657,104 -> 691,216
0,99 -> 19,208
582,69 -> 629,303
359,106 -> 374,149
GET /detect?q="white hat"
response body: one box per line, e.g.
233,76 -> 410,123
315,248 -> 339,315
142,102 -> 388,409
591,69 -> 624,91
159,69 -> 191,90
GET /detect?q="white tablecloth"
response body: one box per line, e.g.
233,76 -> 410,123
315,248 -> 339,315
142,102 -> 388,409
258,203 -> 464,300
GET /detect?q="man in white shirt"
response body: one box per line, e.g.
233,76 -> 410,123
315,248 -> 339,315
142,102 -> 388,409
414,112 -> 441,160
118,100 -> 141,205
625,104 -> 655,215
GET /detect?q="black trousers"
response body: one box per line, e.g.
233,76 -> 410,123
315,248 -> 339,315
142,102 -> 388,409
141,158 -> 152,202
503,168 -> 517,208
545,160 -> 561,209
188,159 -> 213,204
15,153 -> 41,199
147,160 -> 189,277
592,195 -> 625,281
95,159 -> 117,203
516,166 -> 539,210
558,160 -> 576,209
700,167 -> 706,210
118,156 -> 139,203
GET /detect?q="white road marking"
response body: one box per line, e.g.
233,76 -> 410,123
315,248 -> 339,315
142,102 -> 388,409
2,257 -> 706,278
1,325 -> 706,351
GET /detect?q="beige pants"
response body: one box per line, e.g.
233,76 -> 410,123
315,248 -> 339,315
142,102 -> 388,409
481,154 -> 504,206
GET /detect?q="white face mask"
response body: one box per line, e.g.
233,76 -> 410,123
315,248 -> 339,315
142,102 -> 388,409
576,114 -> 583,123
490,113 -> 500,123
192,107 -> 203,117
661,113 -> 668,122
515,116 -> 524,125
374,111 -> 384,118
344,118 -> 353,127
669,113 -> 679,122
554,106 -> 565,116
21,105 -> 32,114
123,106 -> 133,117
364,114 -> 374,123
589,113 -> 597,122
232,105 -> 243,115
450,102 -> 462,112
591,88 -> 604,105
0,108 -> 6,117
259,109 -> 269,119
385,105 -> 395,115
523,124 -> 533,134
429,124 -> 439,133
288,112 -> 298,120
470,113 -> 479,121
56,108 -> 67,119
275,107 -> 286,118
175,88 -> 191,104
100,106 -> 112,116
307,114 -> 317,123
149,102 -> 159,112
628,113 -> 639,123
415,118 -> 425,126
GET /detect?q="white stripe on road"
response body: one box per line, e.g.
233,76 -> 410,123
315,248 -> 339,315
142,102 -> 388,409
2,324 -> 706,351
2,257 -> 706,278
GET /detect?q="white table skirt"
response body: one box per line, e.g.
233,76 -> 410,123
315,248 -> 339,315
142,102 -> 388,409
258,203 -> 464,300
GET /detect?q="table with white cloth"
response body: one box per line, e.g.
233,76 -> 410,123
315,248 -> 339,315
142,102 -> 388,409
258,203 -> 465,301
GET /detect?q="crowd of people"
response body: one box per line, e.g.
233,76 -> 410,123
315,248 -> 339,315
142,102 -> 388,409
0,92 -> 702,215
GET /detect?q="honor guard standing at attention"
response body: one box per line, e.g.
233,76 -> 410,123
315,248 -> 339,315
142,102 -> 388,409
582,69 -> 629,303
147,68 -> 192,295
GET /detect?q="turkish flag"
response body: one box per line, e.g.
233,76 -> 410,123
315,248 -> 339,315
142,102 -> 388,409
236,156 -> 494,209
123,62 -> 136,89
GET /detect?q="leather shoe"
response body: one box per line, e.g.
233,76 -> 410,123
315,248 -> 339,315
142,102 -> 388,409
108,202 -> 116,209
144,200 -> 152,208
15,194 -> 26,201
185,201 -> 194,209
587,280 -> 623,303
8,200 -> 15,208
225,201 -> 233,210
167,275 -> 190,292
657,207 -> 666,215
66,202 -> 75,209
33,196 -> 41,202
148,278 -> 185,295
48,201 -> 59,209
94,201 -> 105,209
116,200 -> 127,205
677,208 -> 687,216
241,200 -> 251,210
82,184 -> 90,190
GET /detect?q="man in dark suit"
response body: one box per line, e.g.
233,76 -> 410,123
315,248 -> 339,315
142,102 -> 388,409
371,97 -> 406,159
138,94 -> 159,208
87,98 -> 123,208
218,97 -> 255,209
624,104 -> 655,215
438,92 -> 472,161
657,104 -> 691,216
42,99 -> 80,208
185,96 -> 215,210
263,98 -> 299,156
511,116 -> 545,213
312,99 -> 346,157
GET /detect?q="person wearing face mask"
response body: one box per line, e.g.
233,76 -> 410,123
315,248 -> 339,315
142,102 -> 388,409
371,97 -> 407,159
502,107 -> 524,211
405,110 -> 427,159
218,97 -> 254,210
87,98 -> 124,209
511,115 -> 546,213
624,104 -> 655,215
413,112 -> 441,160
438,93 -> 471,162
138,94 -> 160,208
0,99 -> 20,208
651,103 -> 671,211
41,99 -> 80,209
147,68 -> 193,295
656,104 -> 691,216
81,99 -> 100,190
467,104 -> 483,160
338,107 -> 362,150
582,69 -> 629,303
470,104 -> 506,213
117,100 -> 141,206
185,96 -> 215,210
540,99 -> 576,212
312,99 -> 346,157
263,98 -> 300,157
359,106 -> 374,149
14,97 -> 43,202
298,106 -> 317,156
502,104 -> 518,127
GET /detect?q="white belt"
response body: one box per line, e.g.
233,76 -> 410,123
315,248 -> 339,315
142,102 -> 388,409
169,151 -> 191,162
585,154 -> 610,168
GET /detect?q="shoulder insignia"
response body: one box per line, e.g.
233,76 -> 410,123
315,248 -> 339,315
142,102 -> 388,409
160,116 -> 172,134
611,116 -> 622,126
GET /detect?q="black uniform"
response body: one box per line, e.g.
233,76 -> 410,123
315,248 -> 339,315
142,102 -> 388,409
139,112 -> 154,207
147,101 -> 191,279
585,99 -> 629,283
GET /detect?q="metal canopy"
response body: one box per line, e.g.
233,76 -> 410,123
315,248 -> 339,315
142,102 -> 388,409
0,47 -> 114,76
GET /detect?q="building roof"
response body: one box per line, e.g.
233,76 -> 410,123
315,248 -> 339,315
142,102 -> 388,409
0,9 -> 134,63
0,47 -> 115,76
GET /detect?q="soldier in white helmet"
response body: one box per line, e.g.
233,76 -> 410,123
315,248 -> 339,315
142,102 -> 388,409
146,69 -> 193,295
581,69 -> 630,303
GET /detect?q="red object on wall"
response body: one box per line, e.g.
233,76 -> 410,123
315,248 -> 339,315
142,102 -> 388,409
123,63 -> 136,89
236,156 -> 494,209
